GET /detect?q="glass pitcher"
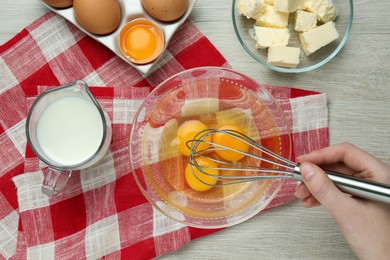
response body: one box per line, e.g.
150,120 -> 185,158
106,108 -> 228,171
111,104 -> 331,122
26,80 -> 112,196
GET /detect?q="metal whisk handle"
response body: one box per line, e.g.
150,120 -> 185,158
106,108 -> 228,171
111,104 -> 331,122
293,166 -> 390,204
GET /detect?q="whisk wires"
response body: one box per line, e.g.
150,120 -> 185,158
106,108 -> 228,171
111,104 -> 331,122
186,129 -> 296,186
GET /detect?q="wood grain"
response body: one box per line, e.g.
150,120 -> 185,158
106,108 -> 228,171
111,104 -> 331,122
2,0 -> 390,259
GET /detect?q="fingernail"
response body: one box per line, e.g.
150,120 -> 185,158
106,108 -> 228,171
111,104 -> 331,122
294,185 -> 301,197
300,163 -> 315,182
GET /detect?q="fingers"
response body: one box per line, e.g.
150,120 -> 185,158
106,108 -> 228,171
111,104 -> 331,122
295,182 -> 311,198
298,162 -> 353,213
295,183 -> 319,207
297,142 -> 385,181
295,183 -> 321,208
298,143 -> 365,167
302,195 -> 321,208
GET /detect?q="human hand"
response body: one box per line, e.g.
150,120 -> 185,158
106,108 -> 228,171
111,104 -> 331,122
294,142 -> 390,260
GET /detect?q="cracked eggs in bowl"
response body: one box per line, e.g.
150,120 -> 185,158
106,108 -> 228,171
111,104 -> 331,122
129,67 -> 292,228
232,0 -> 353,73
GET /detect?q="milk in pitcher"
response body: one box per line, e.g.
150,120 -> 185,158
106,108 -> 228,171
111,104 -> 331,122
36,96 -> 104,166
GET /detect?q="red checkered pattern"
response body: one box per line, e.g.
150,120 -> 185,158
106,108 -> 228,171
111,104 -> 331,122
0,11 -> 329,259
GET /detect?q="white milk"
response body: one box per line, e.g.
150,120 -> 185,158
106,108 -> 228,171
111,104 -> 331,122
36,96 -> 104,166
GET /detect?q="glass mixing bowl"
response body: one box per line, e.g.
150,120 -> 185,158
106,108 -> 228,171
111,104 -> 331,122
129,67 -> 291,228
232,0 -> 354,73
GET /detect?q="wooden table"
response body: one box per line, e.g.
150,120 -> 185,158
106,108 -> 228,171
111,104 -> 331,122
2,0 -> 390,259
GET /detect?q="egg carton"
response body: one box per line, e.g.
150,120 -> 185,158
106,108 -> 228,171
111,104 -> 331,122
39,0 -> 198,75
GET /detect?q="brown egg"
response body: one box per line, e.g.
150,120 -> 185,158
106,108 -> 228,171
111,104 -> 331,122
141,0 -> 189,22
73,0 -> 121,35
43,0 -> 73,8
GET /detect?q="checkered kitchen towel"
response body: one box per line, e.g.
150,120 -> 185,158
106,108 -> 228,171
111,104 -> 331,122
0,12 -> 329,259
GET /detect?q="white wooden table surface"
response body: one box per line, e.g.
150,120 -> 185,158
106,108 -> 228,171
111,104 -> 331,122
2,0 -> 390,259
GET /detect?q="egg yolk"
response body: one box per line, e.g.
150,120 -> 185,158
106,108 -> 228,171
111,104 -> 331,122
176,120 -> 211,156
119,19 -> 164,64
185,157 -> 219,192
212,125 -> 250,162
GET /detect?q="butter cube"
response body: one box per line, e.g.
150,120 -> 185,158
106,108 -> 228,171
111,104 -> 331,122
274,0 -> 305,13
237,0 -> 267,19
299,21 -> 339,55
267,45 -> 300,68
254,26 -> 290,49
305,0 -> 338,23
255,5 -> 289,28
295,10 -> 317,32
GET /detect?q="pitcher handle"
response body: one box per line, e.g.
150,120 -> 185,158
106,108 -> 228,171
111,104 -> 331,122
42,168 -> 72,196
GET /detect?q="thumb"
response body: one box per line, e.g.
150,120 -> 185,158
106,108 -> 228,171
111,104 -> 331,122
299,162 -> 353,215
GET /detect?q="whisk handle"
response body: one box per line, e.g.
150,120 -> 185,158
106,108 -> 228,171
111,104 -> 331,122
293,166 -> 390,204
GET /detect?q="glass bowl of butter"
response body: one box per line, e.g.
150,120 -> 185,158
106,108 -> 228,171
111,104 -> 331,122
232,0 -> 353,73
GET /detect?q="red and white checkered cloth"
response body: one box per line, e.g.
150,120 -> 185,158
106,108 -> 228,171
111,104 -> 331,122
0,12 -> 329,259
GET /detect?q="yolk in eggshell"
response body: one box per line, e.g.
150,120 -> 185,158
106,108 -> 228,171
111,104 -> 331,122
119,19 -> 164,64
